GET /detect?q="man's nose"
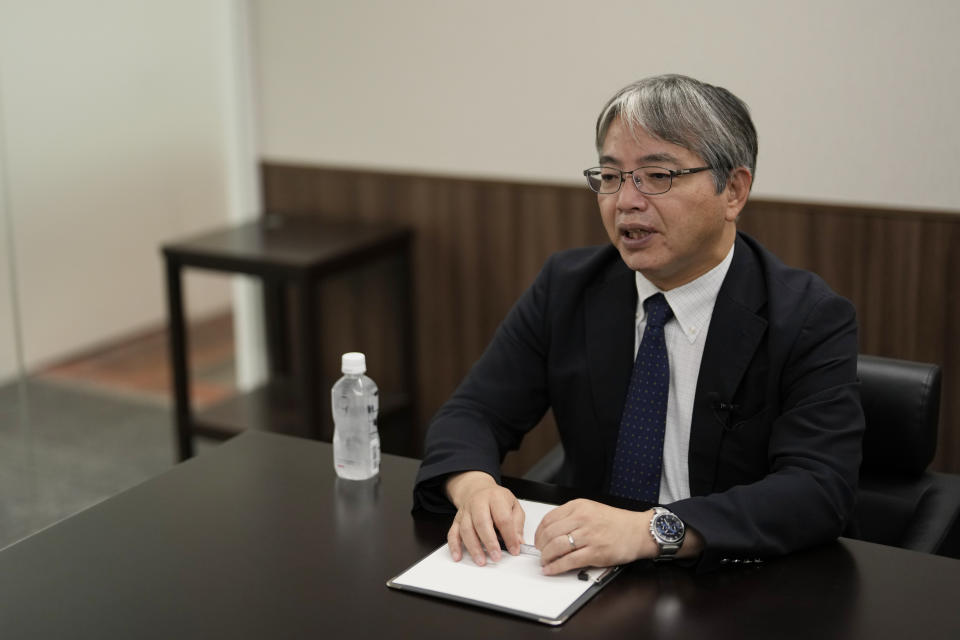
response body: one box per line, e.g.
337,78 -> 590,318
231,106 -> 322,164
616,175 -> 648,210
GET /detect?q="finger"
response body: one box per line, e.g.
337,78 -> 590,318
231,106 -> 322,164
502,503 -> 525,555
534,519 -> 558,551
514,502 -> 526,546
542,547 -> 591,576
490,498 -> 523,554
472,507 -> 503,563
458,513 -> 489,566
535,515 -> 576,553
534,502 -> 576,548
447,521 -> 463,562
540,530 -> 580,566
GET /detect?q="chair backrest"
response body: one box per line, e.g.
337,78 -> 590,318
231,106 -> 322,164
858,354 -> 941,477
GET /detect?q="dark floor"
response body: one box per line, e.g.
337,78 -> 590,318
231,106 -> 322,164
0,380 -> 179,548
0,314 -> 232,550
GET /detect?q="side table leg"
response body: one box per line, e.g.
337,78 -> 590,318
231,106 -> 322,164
264,280 -> 290,377
400,236 -> 419,455
298,276 -> 323,441
165,259 -> 194,460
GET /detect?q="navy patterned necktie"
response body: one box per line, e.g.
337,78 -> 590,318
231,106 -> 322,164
610,293 -> 674,503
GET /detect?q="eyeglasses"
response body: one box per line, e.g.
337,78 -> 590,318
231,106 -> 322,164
583,165 -> 713,195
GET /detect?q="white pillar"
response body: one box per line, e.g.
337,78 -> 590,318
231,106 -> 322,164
221,0 -> 266,390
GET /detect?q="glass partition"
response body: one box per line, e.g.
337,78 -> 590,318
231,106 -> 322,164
0,2 -> 247,548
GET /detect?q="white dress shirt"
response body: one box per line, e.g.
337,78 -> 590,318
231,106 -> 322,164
633,243 -> 735,504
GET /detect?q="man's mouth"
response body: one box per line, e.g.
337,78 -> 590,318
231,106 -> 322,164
622,228 -> 653,240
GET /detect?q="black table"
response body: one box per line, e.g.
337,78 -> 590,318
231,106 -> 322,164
162,215 -> 416,460
1,432 -> 957,639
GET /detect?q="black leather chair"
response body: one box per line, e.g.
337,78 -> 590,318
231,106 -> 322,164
854,355 -> 960,556
524,354 -> 960,558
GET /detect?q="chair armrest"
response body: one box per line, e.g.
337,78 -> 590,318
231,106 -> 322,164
901,471 -> 960,559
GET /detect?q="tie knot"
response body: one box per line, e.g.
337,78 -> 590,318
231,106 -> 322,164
643,293 -> 673,328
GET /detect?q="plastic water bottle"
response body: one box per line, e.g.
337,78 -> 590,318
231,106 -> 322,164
331,352 -> 380,480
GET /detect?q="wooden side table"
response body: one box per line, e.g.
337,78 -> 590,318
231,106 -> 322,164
162,215 -> 416,460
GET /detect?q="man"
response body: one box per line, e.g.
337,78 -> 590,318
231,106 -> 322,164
413,74 -> 864,573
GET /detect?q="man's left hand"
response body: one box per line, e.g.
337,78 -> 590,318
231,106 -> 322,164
533,499 -> 703,575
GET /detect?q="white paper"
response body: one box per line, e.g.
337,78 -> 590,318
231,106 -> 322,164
390,499 -> 610,620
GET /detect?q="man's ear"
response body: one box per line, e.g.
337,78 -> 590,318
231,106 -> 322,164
724,167 -> 753,222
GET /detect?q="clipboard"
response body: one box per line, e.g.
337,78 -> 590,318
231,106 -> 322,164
387,499 -> 622,625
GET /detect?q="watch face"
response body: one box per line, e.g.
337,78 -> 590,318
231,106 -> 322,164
653,513 -> 685,543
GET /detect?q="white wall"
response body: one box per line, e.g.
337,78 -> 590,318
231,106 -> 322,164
0,135 -> 20,381
2,0 -> 954,383
0,1 -> 242,378
254,0 -> 960,213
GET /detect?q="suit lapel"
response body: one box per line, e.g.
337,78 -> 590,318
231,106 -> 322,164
584,263 -> 637,483
688,234 -> 768,496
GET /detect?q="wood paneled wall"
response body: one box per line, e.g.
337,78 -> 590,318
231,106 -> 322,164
262,162 -> 960,475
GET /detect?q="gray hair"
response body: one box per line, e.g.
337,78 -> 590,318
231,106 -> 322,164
595,74 -> 757,193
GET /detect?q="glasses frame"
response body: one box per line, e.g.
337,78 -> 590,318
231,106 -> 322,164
583,165 -> 713,195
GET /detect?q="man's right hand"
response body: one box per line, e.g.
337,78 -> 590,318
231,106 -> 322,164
445,471 -> 525,566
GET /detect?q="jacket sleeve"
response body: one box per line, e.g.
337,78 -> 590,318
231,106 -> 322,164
669,293 -> 865,571
412,255 -> 555,513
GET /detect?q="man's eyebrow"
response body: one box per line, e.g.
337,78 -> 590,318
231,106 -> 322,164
598,152 -> 681,166
639,152 -> 680,164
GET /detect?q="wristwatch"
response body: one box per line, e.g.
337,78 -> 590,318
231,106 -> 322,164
649,507 -> 686,560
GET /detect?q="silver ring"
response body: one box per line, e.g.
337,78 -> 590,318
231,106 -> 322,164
567,533 -> 576,549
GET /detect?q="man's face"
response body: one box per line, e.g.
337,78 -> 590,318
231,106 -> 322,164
598,117 -> 743,290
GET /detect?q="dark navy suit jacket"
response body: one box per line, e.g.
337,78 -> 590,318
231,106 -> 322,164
414,232 -> 864,570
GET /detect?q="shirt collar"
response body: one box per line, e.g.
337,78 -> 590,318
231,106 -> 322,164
634,243 -> 736,344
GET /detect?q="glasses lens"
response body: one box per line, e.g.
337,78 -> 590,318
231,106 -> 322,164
634,167 -> 672,194
583,167 -> 603,193
585,167 -> 622,193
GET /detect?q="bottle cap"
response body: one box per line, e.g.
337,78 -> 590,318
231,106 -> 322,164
341,352 -> 366,374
